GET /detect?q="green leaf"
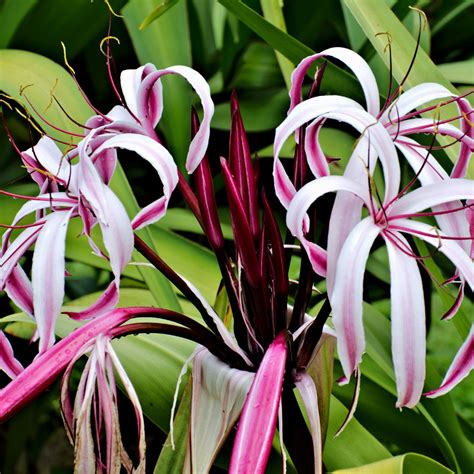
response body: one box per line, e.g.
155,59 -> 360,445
122,0 -> 192,170
7,0 -> 127,60
329,453 -> 453,473
217,0 -> 365,102
139,0 -> 182,29
437,59 -> 474,85
0,49 -> 91,142
0,0 -> 37,48
343,0 -> 472,177
323,396 -> 392,471
259,0 -> 294,89
154,375 -> 192,474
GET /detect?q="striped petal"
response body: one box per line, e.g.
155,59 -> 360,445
289,47 -> 380,116
384,233 -> 426,408
0,331 -> 24,379
425,326 -> 474,398
136,65 -> 214,172
330,217 -> 381,382
286,176 -> 370,276
91,133 -> 179,229
229,332 -> 287,474
32,209 -> 73,353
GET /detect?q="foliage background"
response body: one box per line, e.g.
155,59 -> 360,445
0,0 -> 473,472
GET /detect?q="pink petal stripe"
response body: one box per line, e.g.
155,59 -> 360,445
229,332 -> 288,474
330,217 -> 381,382
0,225 -> 42,290
452,97 -> 474,179
289,47 -> 380,116
294,373 -> 322,474
136,66 -> 214,173
424,326 -> 474,398
286,176 -> 370,277
384,233 -> 426,408
92,133 -> 179,228
275,96 -> 401,205
304,119 -> 329,178
5,265 -> 34,317
0,307 -> 153,422
32,210 -> 73,353
0,330 -> 24,379
66,281 -> 119,320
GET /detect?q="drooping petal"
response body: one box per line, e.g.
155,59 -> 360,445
185,348 -> 254,473
66,281 -> 119,320
91,133 -> 179,229
136,66 -> 215,172
229,332 -> 288,474
23,136 -> 72,185
120,64 -> 160,124
389,179 -> 474,219
425,326 -> 474,398
274,96 -> 400,207
384,233 -> 426,408
451,97 -> 474,179
391,219 -> 474,290
0,225 -> 42,289
294,373 -> 322,474
330,217 -> 381,382
5,265 -> 34,317
304,118 -> 330,178
289,47 -> 380,116
0,330 -> 24,379
32,209 -> 73,353
382,83 -> 455,124
286,176 -> 371,276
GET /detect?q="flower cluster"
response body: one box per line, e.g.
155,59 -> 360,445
0,46 -> 472,473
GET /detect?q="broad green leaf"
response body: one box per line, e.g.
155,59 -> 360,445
431,1 -> 474,35
139,0 -> 182,29
7,0 -> 127,60
217,0 -> 365,102
437,59 -> 474,85
259,0 -> 294,89
154,375 -> 192,474
344,0 -> 472,177
329,453 -> 452,473
122,0 -> 192,171
323,396 -> 392,470
0,0 -> 37,48
0,49 -> 91,141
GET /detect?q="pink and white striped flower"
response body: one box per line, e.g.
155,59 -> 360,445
287,175 -> 474,408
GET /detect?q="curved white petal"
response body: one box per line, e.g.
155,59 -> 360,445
395,140 -> 470,254
136,65 -> 214,172
294,373 -> 322,474
381,83 -> 455,124
384,233 -> 425,408
275,96 -> 401,204
92,133 -> 179,228
330,217 -> 381,381
389,179 -> 474,217
305,118 -> 330,178
287,176 -> 370,276
392,219 -> 474,290
289,47 -> 380,116
32,209 -> 73,353
425,326 -> 474,398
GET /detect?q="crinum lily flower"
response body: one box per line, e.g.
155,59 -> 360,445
286,174 -> 474,408
0,136 -> 134,353
274,47 -> 473,295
